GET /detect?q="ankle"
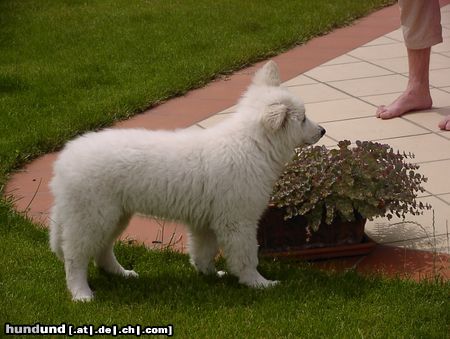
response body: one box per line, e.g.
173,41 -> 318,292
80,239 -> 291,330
405,82 -> 431,97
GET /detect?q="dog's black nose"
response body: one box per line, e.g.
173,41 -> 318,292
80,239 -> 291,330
320,126 -> 326,136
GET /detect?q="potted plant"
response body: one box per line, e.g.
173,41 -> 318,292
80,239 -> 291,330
258,140 -> 431,259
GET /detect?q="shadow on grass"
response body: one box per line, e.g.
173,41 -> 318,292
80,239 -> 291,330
85,244 -> 383,308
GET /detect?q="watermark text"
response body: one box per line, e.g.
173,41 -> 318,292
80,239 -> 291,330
4,323 -> 173,337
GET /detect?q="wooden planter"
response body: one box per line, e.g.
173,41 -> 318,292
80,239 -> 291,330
257,206 -> 376,260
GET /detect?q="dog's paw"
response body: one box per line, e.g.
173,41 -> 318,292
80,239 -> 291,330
260,279 -> 280,288
217,270 -> 227,278
190,258 -> 217,275
238,269 -> 279,289
247,278 -> 280,289
123,269 -> 139,278
72,290 -> 94,302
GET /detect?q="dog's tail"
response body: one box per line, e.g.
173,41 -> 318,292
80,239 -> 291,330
49,206 -> 64,261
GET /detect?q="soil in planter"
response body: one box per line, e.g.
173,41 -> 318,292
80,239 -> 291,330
257,207 -> 366,252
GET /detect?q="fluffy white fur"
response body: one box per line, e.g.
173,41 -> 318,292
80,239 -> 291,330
49,61 -> 325,301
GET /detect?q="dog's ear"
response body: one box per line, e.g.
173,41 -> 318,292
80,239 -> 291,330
253,61 -> 281,87
263,103 -> 288,131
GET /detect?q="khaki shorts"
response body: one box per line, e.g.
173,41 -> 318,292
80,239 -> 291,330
399,0 -> 443,49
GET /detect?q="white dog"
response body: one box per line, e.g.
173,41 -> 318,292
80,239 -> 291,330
49,61 -> 325,301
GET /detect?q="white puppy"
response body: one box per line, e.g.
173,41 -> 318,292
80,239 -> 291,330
49,61 -> 325,301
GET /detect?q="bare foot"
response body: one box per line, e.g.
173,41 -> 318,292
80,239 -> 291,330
438,115 -> 450,131
376,89 -> 432,119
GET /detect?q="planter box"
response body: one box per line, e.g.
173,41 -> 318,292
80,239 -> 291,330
257,206 -> 376,260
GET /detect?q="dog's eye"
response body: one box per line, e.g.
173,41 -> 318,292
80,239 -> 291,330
301,116 -> 306,123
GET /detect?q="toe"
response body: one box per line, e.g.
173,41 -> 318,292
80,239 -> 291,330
445,120 -> 450,131
379,109 -> 397,120
438,116 -> 450,131
376,105 -> 386,117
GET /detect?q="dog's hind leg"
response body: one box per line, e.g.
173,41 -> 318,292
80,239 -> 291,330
61,208 -> 130,301
62,224 -> 96,301
94,214 -> 138,278
65,253 -> 93,302
49,205 -> 64,261
188,228 -> 219,275
214,222 -> 279,288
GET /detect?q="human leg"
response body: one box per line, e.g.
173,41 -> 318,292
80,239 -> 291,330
376,0 -> 442,120
376,47 -> 432,119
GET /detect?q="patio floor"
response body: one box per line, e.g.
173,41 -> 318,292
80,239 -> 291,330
5,2 -> 450,281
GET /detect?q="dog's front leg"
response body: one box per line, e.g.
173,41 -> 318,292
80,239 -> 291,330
214,223 -> 279,288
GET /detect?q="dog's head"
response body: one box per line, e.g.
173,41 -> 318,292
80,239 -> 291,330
246,61 -> 325,147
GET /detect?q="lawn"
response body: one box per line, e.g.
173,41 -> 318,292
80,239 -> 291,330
1,0 -> 449,337
2,209 -> 449,338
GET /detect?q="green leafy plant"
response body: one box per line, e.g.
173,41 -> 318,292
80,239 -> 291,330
271,140 -> 431,232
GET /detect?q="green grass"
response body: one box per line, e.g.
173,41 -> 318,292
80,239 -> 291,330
1,0 -> 449,337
